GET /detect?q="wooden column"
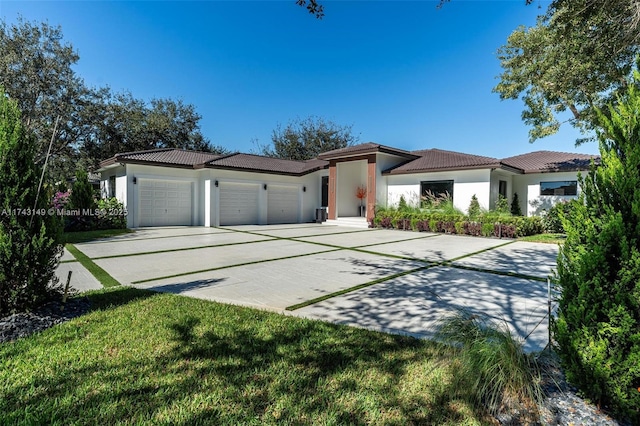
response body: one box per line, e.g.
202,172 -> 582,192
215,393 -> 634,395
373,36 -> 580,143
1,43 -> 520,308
328,161 -> 337,219
367,155 -> 376,222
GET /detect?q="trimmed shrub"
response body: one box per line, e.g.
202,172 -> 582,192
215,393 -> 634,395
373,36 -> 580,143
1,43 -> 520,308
495,195 -> 510,215
467,194 -> 481,219
514,216 -> 544,237
95,197 -> 127,229
481,222 -> 494,237
511,192 -> 523,216
542,200 -> 574,233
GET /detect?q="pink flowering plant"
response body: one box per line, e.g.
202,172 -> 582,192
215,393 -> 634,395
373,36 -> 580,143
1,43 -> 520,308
52,191 -> 71,209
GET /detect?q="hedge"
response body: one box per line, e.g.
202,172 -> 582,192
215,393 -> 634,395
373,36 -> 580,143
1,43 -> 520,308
372,210 -> 543,238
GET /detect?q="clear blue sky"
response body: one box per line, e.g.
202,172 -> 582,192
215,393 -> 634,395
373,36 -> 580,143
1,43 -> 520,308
1,0 -> 599,158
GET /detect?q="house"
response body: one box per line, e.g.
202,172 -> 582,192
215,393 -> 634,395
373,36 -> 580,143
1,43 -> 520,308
97,143 -> 598,228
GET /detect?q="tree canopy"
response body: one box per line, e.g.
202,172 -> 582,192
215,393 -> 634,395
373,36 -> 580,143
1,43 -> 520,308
0,18 -> 224,181
82,92 -> 229,163
494,0 -> 640,143
257,116 -> 358,161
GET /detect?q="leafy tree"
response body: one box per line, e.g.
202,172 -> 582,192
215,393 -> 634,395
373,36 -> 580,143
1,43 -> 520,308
83,92 -> 228,164
258,116 -> 358,161
1,18 -> 228,176
70,169 -> 95,211
553,71 -> 640,422
0,17 -> 107,182
494,0 -> 640,143
510,192 -> 522,216
0,89 -> 63,316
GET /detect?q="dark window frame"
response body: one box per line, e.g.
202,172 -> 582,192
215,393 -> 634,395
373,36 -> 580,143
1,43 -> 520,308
321,176 -> 329,207
108,175 -> 116,198
420,180 -> 454,206
498,180 -> 507,198
540,180 -> 577,196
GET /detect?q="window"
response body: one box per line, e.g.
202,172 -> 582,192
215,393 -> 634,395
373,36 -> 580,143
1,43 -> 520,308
540,181 -> 577,196
420,180 -> 453,206
499,180 -> 507,198
109,175 -> 116,198
321,176 -> 329,207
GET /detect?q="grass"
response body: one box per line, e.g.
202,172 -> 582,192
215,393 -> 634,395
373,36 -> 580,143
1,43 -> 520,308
435,311 -> 543,422
65,244 -> 121,288
0,287 -> 494,425
518,233 -> 566,244
63,228 -> 133,244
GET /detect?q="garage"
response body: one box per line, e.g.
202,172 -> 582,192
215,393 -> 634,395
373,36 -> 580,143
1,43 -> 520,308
267,185 -> 300,224
219,182 -> 260,226
139,179 -> 192,227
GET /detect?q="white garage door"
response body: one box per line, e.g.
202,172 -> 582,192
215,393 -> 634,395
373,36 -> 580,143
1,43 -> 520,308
139,179 -> 192,227
267,185 -> 299,224
219,182 -> 260,226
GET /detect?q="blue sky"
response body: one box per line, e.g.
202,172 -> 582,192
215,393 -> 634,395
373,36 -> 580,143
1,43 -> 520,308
1,0 -> 599,158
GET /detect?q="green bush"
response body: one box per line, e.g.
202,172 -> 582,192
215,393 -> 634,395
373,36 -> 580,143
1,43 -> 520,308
552,74 -> 640,422
542,200 -> 574,233
96,198 -> 127,229
0,90 -> 63,316
481,222 -> 494,237
467,194 -> 481,219
70,169 -> 96,211
511,192 -> 523,216
514,216 -> 544,237
372,208 -> 543,238
495,195 -> 510,215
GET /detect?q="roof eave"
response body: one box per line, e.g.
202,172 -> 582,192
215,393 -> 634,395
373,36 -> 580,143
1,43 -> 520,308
205,164 -> 309,177
382,163 -> 502,176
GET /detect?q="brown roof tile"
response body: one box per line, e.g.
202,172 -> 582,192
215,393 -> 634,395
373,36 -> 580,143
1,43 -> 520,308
500,151 -> 598,173
385,149 -> 501,174
206,154 -> 327,176
99,148 -> 223,169
318,142 -> 417,160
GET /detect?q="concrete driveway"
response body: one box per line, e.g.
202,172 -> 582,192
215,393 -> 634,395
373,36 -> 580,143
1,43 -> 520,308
63,224 -> 559,352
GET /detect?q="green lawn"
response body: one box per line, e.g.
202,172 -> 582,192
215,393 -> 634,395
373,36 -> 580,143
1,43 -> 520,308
0,287 -> 491,425
518,233 -> 566,244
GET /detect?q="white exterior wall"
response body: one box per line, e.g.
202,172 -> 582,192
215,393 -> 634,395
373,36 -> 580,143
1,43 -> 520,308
386,169 -> 492,212
375,153 -> 408,208
336,160 -> 367,217
512,171 -> 583,216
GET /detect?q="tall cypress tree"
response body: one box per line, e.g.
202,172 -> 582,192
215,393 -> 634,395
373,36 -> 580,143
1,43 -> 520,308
553,71 -> 640,421
0,90 -> 63,315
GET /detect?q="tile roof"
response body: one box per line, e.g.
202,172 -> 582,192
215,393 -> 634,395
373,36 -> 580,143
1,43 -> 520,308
500,151 -> 598,173
318,142 -> 417,160
98,146 -> 599,176
98,148 -> 328,176
99,148 -> 223,169
384,149 -> 501,174
205,154 -> 328,176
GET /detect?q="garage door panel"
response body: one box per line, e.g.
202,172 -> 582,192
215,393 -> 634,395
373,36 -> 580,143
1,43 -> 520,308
219,183 -> 260,226
268,185 -> 299,224
139,179 -> 192,227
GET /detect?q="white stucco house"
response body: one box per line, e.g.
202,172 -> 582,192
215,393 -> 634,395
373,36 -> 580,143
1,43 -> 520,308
96,142 -> 598,228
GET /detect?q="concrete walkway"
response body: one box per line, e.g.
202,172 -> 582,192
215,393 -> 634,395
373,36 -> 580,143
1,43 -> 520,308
65,224 -> 559,352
